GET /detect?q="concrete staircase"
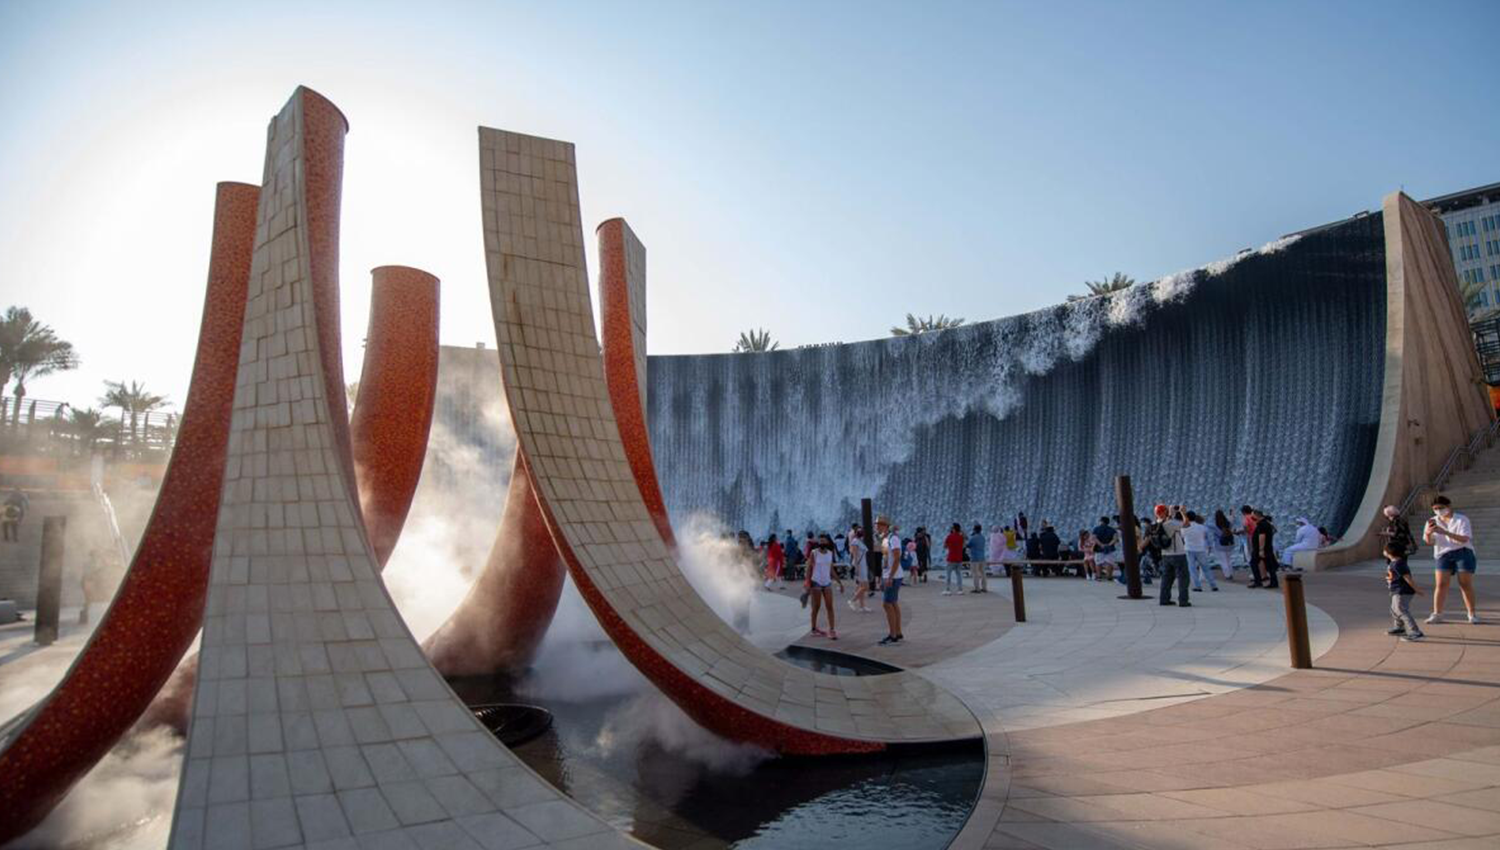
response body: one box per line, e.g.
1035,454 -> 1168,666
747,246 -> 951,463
1432,441 -> 1500,560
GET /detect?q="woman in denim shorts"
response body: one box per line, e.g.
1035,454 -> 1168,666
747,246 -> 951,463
1424,496 -> 1480,625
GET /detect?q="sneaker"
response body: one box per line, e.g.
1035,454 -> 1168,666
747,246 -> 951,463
878,636 -> 895,645
1387,627 -> 1407,635
1210,586 -> 1219,592
1401,633 -> 1425,642
1160,601 -> 1177,606
1469,614 -> 1482,625
847,599 -> 858,611
1180,602 -> 1193,607
829,630 -> 838,640
941,591 -> 952,596
892,634 -> 904,643
1192,587 -> 1202,592
810,627 -> 827,637
1426,613 -> 1444,624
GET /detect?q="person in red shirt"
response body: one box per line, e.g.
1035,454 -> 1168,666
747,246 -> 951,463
764,534 -> 785,590
942,523 -> 967,596
1238,505 -> 1262,587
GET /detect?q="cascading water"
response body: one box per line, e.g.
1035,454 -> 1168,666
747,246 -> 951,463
647,214 -> 1386,538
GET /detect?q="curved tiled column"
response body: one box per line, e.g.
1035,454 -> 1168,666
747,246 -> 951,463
0,182 -> 257,845
1312,192 -> 1496,569
422,451 -> 566,675
479,127 -> 980,755
597,218 -> 675,549
142,265 -> 440,734
168,88 -> 632,850
351,265 -> 440,568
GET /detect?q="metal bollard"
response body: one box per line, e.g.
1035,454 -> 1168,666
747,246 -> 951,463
1282,573 -> 1312,669
1010,564 -> 1026,623
34,516 -> 67,646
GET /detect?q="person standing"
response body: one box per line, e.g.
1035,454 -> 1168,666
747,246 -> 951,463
987,525 -> 1007,584
968,524 -> 989,592
805,534 -> 845,639
1182,511 -> 1218,592
1380,505 -> 1416,567
1,488 -> 26,543
1424,495 -> 1479,624
1212,509 -> 1238,582
764,533 -> 785,590
915,526 -> 932,584
1039,523 -> 1062,577
847,525 -> 871,612
1239,505 -> 1262,586
1080,529 -> 1097,581
1386,539 -> 1425,641
877,516 -> 905,645
1250,510 -> 1280,589
1156,505 -> 1191,606
942,523 -> 966,596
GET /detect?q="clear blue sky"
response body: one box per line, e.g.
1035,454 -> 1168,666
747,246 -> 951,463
1,0 -> 1496,408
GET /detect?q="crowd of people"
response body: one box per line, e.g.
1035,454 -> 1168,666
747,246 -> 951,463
732,494 -> 1479,645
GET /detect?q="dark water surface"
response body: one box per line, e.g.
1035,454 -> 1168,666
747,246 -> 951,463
450,674 -> 984,849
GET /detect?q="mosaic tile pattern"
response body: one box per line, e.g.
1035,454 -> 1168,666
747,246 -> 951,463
168,88 -> 632,850
350,265 -> 440,569
597,218 -> 674,548
0,182 -> 257,845
479,127 -> 981,754
423,450 -> 566,676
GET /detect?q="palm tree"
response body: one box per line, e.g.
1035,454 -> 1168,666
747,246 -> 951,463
66,407 -> 111,455
733,328 -> 779,353
1069,272 -> 1136,301
1460,277 -> 1491,314
0,307 -> 79,427
100,380 -> 170,445
890,313 -> 965,336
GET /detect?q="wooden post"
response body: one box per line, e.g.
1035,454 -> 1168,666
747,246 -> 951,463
1283,574 -> 1312,669
1009,565 -> 1026,622
34,516 -> 66,646
1116,475 -> 1143,599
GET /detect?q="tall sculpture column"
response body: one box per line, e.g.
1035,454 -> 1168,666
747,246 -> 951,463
168,88 -> 626,850
0,181 -> 257,844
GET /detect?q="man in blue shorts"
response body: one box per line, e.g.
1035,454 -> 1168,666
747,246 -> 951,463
1424,495 -> 1479,625
876,515 -> 906,645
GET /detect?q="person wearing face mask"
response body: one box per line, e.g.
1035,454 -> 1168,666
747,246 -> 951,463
805,534 -> 845,639
1424,496 -> 1479,625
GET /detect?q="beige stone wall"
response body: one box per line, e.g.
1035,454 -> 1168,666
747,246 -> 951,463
1309,192 -> 1496,570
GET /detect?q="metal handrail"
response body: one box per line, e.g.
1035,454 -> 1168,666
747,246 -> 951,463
1397,416 -> 1500,517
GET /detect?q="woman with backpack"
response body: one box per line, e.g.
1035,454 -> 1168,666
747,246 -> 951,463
1212,509 -> 1238,581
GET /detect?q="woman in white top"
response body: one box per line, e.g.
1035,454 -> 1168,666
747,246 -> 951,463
1424,495 -> 1480,624
806,533 -> 845,639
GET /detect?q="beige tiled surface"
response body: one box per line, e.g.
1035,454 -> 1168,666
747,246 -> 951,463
166,90 -> 637,850
479,127 -> 979,746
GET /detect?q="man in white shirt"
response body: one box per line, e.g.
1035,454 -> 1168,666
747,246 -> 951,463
1181,511 -> 1218,592
876,515 -> 905,645
1423,495 -> 1480,624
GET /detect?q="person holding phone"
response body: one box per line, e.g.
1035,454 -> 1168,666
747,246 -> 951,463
1424,495 -> 1479,624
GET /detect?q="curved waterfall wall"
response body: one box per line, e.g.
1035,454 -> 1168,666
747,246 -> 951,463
645,213 -> 1387,538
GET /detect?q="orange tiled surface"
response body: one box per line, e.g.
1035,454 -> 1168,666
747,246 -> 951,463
350,265 -> 440,569
479,126 -> 980,754
0,181 -> 257,844
423,450 -> 566,676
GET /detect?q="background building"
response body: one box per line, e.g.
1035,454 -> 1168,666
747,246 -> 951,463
1425,181 -> 1500,314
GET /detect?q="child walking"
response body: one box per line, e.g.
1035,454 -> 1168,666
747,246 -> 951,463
1387,543 -> 1425,641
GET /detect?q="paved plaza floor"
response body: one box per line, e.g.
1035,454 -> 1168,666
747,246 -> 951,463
797,561 -> 1500,849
